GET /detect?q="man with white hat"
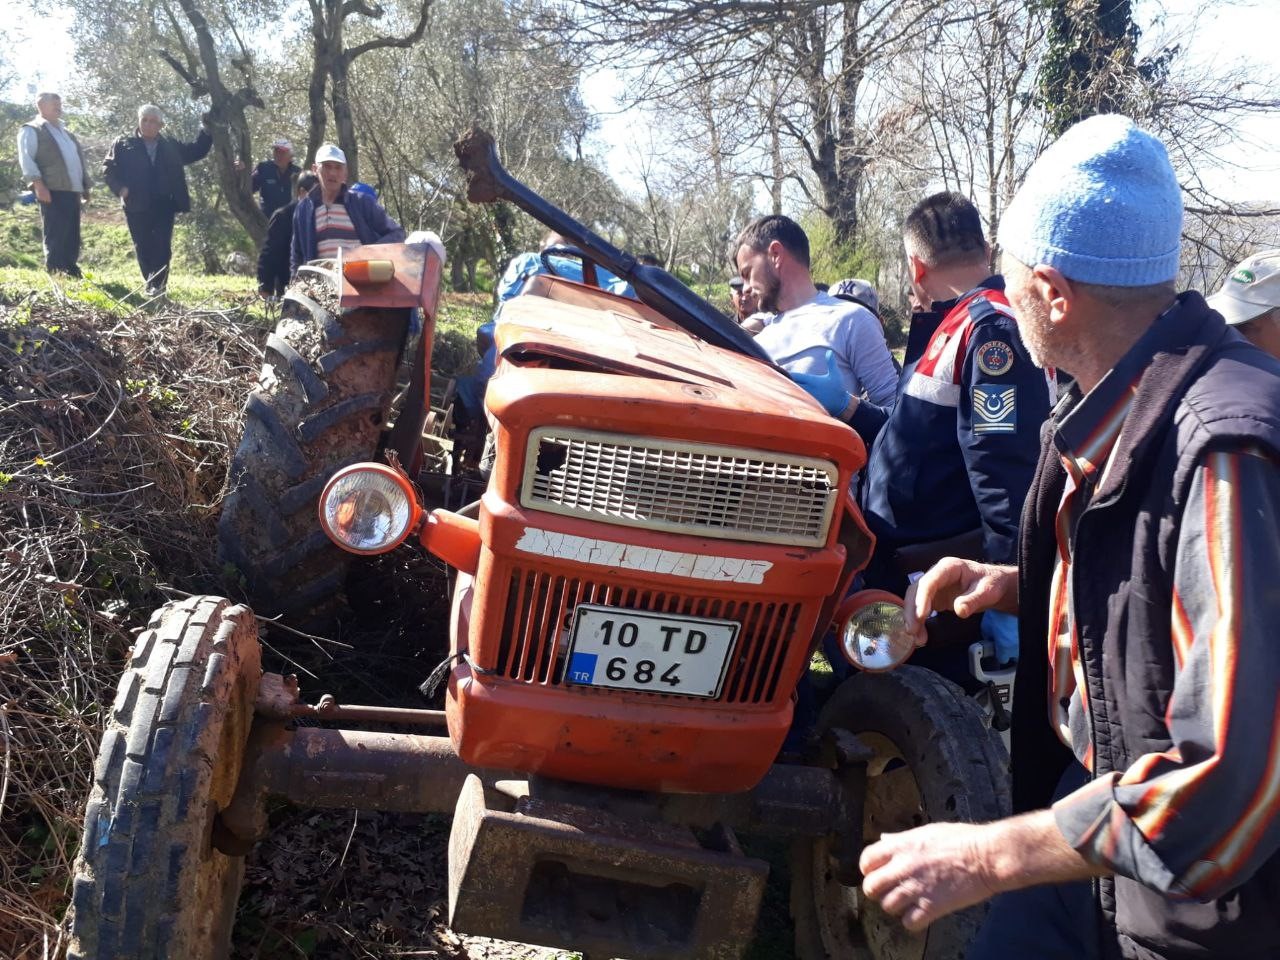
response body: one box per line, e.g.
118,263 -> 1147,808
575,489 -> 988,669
290,143 -> 404,276
858,114 -> 1280,960
246,137 -> 301,215
1208,250 -> 1280,359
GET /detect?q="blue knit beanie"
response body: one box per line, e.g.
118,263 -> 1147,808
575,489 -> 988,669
999,115 -> 1182,286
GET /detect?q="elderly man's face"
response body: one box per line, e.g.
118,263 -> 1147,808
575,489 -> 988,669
37,96 -> 62,122
273,146 -> 293,165
1236,309 -> 1280,361
1001,255 -> 1058,370
315,160 -> 347,193
736,243 -> 782,314
139,113 -> 163,140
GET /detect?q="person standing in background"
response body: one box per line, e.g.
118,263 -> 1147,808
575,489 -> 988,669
17,92 -> 92,278
247,138 -> 300,215
257,173 -> 318,299
102,104 -> 213,295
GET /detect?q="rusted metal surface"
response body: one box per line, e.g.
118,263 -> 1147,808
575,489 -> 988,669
216,717 -> 510,853
449,775 -> 768,959
288,694 -> 448,727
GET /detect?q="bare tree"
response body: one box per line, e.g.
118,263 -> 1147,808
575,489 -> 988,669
554,0 -> 957,247
304,0 -> 431,180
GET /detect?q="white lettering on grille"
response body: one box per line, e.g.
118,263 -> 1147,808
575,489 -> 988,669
514,527 -> 772,585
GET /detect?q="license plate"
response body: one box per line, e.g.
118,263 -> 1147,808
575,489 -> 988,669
564,605 -> 739,699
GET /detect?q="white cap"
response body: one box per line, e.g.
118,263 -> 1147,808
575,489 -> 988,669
313,143 -> 346,165
1207,250 -> 1280,325
272,138 -> 293,151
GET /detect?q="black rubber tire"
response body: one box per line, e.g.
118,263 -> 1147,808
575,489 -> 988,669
217,271 -> 410,621
791,666 -> 1010,960
68,595 -> 262,960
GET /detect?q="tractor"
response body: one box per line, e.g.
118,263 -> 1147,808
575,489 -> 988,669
66,128 -> 1008,960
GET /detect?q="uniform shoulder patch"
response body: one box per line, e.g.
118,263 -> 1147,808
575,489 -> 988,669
976,340 -> 1015,376
973,384 -> 1017,434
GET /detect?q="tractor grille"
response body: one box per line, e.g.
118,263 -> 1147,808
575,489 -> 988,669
495,568 -> 801,705
520,429 -> 838,547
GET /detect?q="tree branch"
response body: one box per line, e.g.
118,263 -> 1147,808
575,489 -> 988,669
155,49 -> 209,97
343,0 -> 431,62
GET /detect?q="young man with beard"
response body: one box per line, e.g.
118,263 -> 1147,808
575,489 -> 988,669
734,215 -> 899,410
792,193 -> 1051,672
859,115 -> 1280,960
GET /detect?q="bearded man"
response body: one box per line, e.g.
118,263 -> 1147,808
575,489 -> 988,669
734,215 -> 898,410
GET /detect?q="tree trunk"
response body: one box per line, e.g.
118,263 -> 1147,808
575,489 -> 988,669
330,55 -> 360,181
306,51 -> 329,170
206,115 -> 268,244
165,0 -> 268,244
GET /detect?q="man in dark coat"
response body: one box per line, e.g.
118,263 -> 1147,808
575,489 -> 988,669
102,104 -> 212,294
247,138 -> 301,215
257,172 -> 317,298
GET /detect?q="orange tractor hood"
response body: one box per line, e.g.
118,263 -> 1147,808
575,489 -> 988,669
489,286 -> 863,467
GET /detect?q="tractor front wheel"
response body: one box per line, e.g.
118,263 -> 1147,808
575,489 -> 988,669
790,666 -> 1010,960
68,596 -> 262,960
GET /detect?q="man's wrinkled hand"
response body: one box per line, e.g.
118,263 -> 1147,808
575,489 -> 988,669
33,181 -> 52,204
902,558 -> 1018,647
120,186 -> 130,202
790,347 -> 852,417
860,822 -> 1002,932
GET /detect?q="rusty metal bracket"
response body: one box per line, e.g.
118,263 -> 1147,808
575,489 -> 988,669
826,728 -> 872,886
449,775 -> 768,960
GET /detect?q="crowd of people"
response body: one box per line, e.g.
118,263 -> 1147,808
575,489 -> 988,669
16,92 -> 403,297
756,115 -> 1280,960
17,90 -> 1280,960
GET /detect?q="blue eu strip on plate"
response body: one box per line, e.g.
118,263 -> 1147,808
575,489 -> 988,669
568,652 -> 598,684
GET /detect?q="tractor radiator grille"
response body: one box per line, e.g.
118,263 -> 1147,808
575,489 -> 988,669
495,569 -> 801,705
520,429 -> 838,547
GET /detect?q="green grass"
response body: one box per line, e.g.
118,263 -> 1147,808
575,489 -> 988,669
0,264 -> 268,323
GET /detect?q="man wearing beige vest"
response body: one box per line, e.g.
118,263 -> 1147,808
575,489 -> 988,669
17,92 -> 92,278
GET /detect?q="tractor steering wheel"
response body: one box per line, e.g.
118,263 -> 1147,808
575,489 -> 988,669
540,244 -> 602,289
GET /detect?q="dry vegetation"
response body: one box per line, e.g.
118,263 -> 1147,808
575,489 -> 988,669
0,291 -> 264,957
0,281 -> 586,959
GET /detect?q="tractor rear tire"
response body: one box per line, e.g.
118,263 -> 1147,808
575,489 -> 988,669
790,666 -> 1010,960
218,272 -> 411,622
68,595 -> 262,960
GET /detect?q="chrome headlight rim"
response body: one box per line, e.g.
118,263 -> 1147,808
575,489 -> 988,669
317,462 -> 421,556
837,589 -> 912,673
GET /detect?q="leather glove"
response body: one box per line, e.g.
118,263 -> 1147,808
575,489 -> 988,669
789,348 -> 852,417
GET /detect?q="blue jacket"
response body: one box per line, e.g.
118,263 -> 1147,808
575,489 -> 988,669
497,251 -> 633,300
858,278 -> 1052,575
290,183 -> 405,276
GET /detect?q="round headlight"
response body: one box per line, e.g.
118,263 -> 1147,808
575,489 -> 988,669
838,592 -> 914,672
318,463 -> 420,555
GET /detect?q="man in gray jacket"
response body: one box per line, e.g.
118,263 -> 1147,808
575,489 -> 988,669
17,92 -> 92,277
